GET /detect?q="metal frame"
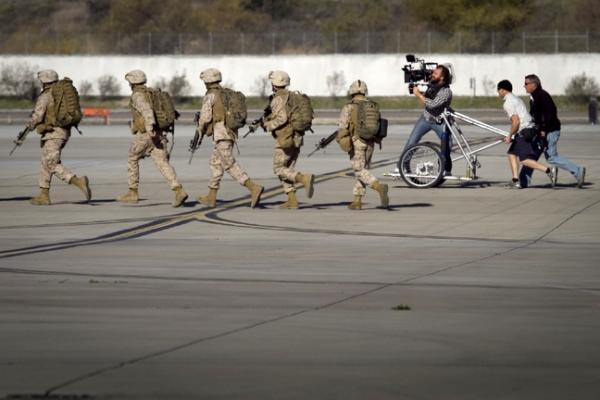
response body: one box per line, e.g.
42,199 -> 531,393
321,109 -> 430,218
440,109 -> 508,182
385,109 -> 509,184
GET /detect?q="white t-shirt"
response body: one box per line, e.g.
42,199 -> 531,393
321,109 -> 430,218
503,92 -> 534,130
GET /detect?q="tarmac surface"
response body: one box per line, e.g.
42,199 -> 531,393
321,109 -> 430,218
1,121 -> 599,399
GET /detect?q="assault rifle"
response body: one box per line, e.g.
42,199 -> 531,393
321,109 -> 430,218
307,130 -> 338,157
243,103 -> 272,138
9,126 -> 33,156
188,112 -> 204,164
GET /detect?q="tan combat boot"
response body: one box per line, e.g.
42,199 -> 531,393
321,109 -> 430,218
371,180 -> 389,208
30,188 -> 50,205
243,179 -> 264,208
295,172 -> 315,198
117,188 -> 139,203
347,195 -> 362,210
198,188 -> 218,208
280,191 -> 299,209
69,175 -> 92,201
172,185 -> 188,208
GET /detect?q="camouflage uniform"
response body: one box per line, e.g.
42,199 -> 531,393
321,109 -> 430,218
338,99 -> 377,196
337,80 -> 389,209
127,86 -> 181,190
28,88 -> 75,189
264,89 -> 303,193
199,87 -> 249,189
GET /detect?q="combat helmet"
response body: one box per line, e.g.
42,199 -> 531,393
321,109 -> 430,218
348,80 -> 368,96
200,68 -> 222,84
125,70 -> 147,85
268,70 -> 290,87
37,69 -> 59,84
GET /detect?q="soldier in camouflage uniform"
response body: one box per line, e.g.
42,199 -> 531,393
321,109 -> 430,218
117,70 -> 188,207
263,70 -> 314,209
196,68 -> 264,208
336,80 -> 389,209
27,69 -> 91,205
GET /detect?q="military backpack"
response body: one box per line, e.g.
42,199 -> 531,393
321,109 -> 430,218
351,99 -> 380,140
49,78 -> 82,130
219,88 -> 247,131
287,91 -> 314,133
146,88 -> 179,132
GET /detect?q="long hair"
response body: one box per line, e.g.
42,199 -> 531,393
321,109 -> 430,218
437,65 -> 452,85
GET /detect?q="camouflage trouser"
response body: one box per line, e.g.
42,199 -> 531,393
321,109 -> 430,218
273,146 -> 300,193
208,140 -> 249,189
39,138 -> 75,189
350,137 -> 376,196
127,132 -> 180,190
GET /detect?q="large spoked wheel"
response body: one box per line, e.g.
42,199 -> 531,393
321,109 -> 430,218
399,142 -> 444,188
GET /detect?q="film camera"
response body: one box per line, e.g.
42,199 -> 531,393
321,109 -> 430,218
402,54 -> 438,94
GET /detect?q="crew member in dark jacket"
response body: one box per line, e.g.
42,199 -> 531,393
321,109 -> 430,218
520,74 -> 586,188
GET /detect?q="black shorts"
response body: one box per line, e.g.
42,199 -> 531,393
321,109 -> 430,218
507,135 -> 540,161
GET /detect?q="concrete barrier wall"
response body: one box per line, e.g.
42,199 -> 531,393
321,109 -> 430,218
1,54 -> 598,97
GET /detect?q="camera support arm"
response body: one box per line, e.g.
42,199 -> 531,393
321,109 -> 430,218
440,108 -> 510,179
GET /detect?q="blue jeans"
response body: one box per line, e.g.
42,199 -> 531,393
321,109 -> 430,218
399,114 -> 452,172
520,130 -> 582,187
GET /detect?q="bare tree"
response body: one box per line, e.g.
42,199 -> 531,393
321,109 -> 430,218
251,75 -> 270,98
0,62 -> 40,100
168,73 -> 191,98
326,71 -> 346,98
97,75 -> 120,99
566,73 -> 600,104
79,80 -> 93,96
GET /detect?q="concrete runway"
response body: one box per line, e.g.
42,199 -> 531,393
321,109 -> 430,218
1,122 -> 599,399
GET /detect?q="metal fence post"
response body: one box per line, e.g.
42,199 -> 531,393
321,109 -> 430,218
302,31 -> 306,52
271,31 -> 276,55
554,30 -> 559,53
396,31 -> 400,54
366,31 -> 369,53
178,33 -> 183,54
240,32 -> 245,54
427,32 -> 432,53
148,32 -> 152,55
458,32 -> 462,53
586,30 -> 590,52
491,31 -> 495,54
334,31 -> 338,54
209,31 -> 213,55
25,31 -> 29,54
522,31 -> 526,53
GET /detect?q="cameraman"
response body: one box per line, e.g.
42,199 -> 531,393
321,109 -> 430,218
399,65 -> 453,175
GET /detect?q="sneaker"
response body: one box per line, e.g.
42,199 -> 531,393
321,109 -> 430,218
551,167 -> 558,186
504,181 -> 522,189
443,171 -> 453,177
577,167 -> 586,188
546,170 -> 555,188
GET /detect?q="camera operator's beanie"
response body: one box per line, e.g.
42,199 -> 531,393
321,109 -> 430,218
497,80 -> 512,92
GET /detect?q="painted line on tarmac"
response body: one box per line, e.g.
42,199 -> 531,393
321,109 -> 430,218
199,212 -> 524,243
0,160 -> 380,259
0,134 -> 538,259
3,265 -> 596,294
38,194 -> 600,397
